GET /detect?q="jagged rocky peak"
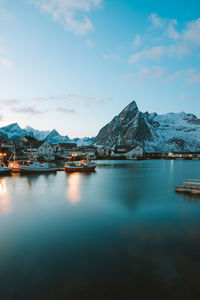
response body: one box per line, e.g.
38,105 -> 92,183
94,100 -> 200,152
50,129 -> 59,135
2,123 -> 21,130
119,101 -> 138,121
94,100 -> 152,148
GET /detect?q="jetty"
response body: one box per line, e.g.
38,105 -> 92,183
175,179 -> 200,195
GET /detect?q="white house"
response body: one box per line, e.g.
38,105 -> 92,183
111,145 -> 143,159
38,141 -> 54,157
28,141 -> 54,160
125,146 -> 143,158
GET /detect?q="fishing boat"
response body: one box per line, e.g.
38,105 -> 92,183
0,152 -> 12,175
8,160 -> 21,172
65,158 -> 96,172
8,150 -> 21,172
19,161 -> 57,174
0,163 -> 12,175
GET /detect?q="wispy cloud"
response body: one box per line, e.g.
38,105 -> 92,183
167,68 -> 200,85
35,0 -> 103,35
180,94 -> 197,101
0,8 -> 11,21
34,97 -> 48,102
148,13 -> 164,28
129,46 -> 165,63
122,66 -> 167,82
1,58 -> 13,68
56,107 -> 76,114
129,16 -> 200,64
0,98 -> 21,106
132,34 -> 141,49
185,69 -> 200,84
122,66 -> 200,86
34,94 -> 104,107
84,39 -> 94,47
103,53 -> 119,61
11,105 -> 45,115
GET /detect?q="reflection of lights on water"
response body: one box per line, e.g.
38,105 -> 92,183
66,173 -> 81,204
0,180 -> 12,215
170,159 -> 174,175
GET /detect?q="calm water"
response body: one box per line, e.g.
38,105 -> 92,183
0,160 -> 200,300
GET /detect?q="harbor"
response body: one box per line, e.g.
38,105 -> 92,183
0,159 -> 200,300
175,179 -> 200,195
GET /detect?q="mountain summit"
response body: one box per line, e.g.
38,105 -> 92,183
94,101 -> 200,152
0,124 -> 93,146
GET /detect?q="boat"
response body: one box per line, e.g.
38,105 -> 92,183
0,152 -> 13,175
8,150 -> 21,172
65,158 -> 96,172
8,160 -> 21,172
0,163 -> 12,175
19,161 -> 57,174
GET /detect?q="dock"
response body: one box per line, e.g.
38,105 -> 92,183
175,179 -> 200,195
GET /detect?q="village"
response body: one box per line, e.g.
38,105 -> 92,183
0,135 -> 200,162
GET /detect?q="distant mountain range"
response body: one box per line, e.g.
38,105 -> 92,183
1,100 -> 200,152
94,101 -> 200,152
0,123 -> 94,146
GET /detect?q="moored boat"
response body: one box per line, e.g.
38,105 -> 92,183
19,161 -> 57,174
8,161 -> 21,172
0,163 -> 12,175
65,159 -> 96,172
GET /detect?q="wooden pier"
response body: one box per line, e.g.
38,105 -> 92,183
175,179 -> 200,195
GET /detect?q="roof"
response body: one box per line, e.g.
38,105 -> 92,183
59,143 -> 77,148
22,136 -> 37,142
0,136 -> 10,144
30,141 -> 44,148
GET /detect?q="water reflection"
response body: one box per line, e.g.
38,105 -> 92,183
0,179 -> 12,215
66,173 -> 81,204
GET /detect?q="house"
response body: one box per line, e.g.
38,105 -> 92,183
28,141 -> 54,160
111,145 -> 143,159
0,137 -> 14,158
82,148 -> 96,158
52,144 -> 64,159
65,149 -> 84,158
143,153 -> 167,159
96,148 -> 109,158
60,143 -> 77,150
168,152 -> 200,159
124,146 -> 143,158
53,144 -> 62,153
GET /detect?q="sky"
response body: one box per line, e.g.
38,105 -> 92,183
0,0 -> 200,138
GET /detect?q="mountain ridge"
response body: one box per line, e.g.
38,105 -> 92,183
0,123 -> 94,146
94,100 -> 200,152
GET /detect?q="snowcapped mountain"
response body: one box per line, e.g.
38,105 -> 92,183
94,101 -> 200,152
70,137 -> 95,147
0,123 -> 27,139
25,125 -> 50,140
0,123 -> 93,146
44,129 -> 70,144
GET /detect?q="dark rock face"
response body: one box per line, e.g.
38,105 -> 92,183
94,101 -> 152,148
94,100 -> 200,152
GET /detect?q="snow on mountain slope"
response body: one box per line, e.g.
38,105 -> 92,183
144,112 -> 200,152
0,123 -> 27,139
70,137 -> 95,147
94,101 -> 200,152
0,123 -> 94,146
25,125 -> 50,140
44,129 -> 70,144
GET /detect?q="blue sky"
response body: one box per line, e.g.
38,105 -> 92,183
0,0 -> 200,137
